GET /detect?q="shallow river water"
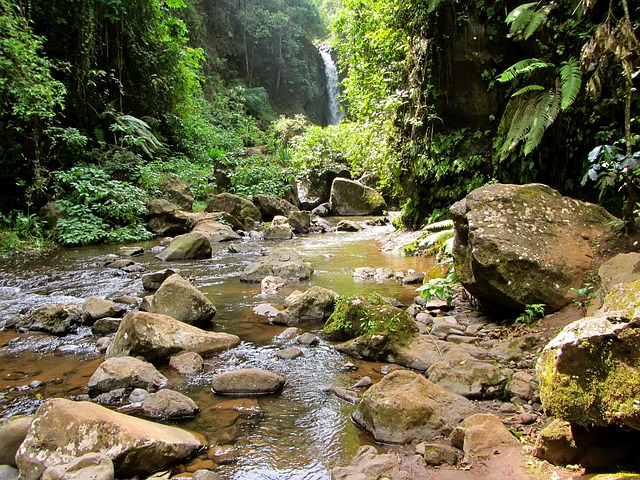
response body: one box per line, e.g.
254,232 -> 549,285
0,218 -> 433,480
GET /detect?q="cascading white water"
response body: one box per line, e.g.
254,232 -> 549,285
319,46 -> 345,125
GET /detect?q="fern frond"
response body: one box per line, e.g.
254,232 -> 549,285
419,229 -> 454,249
421,219 -> 454,232
506,3 -> 552,40
560,59 -> 582,110
498,95 -> 538,158
497,58 -> 554,83
523,83 -> 561,156
511,84 -> 545,97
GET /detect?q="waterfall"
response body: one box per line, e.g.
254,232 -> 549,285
319,46 -> 345,125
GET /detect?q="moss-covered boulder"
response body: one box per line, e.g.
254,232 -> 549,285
451,183 -> 616,313
598,253 -> 640,297
205,193 -> 261,229
329,178 -> 386,216
323,294 -> 416,346
537,315 -> 640,429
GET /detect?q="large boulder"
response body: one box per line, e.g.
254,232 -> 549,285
240,248 -> 313,283
146,199 -> 190,236
87,356 -> 167,397
211,368 -> 285,395
14,303 -> 82,335
352,370 -> 475,444
15,398 -> 204,480
329,178 -> 387,216
537,314 -> 640,430
451,183 -> 616,313
156,232 -> 212,261
82,297 -> 124,323
598,252 -> 640,297
191,219 -> 241,243
205,193 -> 261,229
0,416 -> 32,467
283,286 -> 339,323
106,311 -> 240,361
252,194 -> 299,220
150,274 -> 216,326
295,169 -> 347,210
263,216 -> 294,240
287,211 -> 311,234
158,174 -> 194,211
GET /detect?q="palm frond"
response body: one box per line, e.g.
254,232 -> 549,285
559,59 -> 582,110
497,58 -> 554,83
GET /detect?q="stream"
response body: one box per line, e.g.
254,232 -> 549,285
0,217 -> 433,480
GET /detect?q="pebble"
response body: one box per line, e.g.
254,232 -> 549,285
341,362 -> 357,372
296,333 -> 319,346
352,376 -> 372,389
129,388 -> 149,403
276,347 -> 303,360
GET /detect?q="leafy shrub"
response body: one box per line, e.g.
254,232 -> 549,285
52,165 -> 153,245
0,210 -> 50,255
226,154 -> 293,197
514,303 -> 546,326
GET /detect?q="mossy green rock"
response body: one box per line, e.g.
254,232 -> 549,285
329,178 -> 386,216
600,278 -> 640,318
451,183 -> 616,313
537,315 -> 640,429
323,294 -> 416,347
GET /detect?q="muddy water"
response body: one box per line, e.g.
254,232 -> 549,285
0,218 -> 433,479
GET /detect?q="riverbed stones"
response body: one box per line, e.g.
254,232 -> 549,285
283,286 -> 338,323
336,220 -> 361,232
156,232 -> 212,261
82,296 -> 124,323
264,216 -> 294,240
450,413 -> 519,460
252,194 -> 298,220
106,311 -> 240,361
0,416 -> 32,466
142,268 -> 182,291
451,183 -> 616,313
261,275 -> 287,295
211,368 -> 285,395
87,356 -> 167,397
426,358 -> 507,399
15,398 -> 204,480
331,445 -> 412,480
352,370 -> 475,444
15,303 -> 82,335
329,178 -> 387,216
288,211 -> 310,234
141,389 -> 199,419
205,193 -> 261,229
150,274 -> 216,326
533,418 -> 578,466
191,219 -> 241,243
240,248 -> 313,283
275,346 -> 303,360
169,352 -> 205,376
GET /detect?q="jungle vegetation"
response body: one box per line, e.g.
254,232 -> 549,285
0,0 -> 638,251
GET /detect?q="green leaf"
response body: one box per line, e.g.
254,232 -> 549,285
559,59 -> 582,110
511,84 -> 545,97
497,59 -> 554,83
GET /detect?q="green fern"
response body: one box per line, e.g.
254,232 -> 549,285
511,84 -> 545,97
559,59 -> 582,110
497,58 -> 554,83
421,219 -> 453,232
506,3 -> 552,41
524,83 -> 561,156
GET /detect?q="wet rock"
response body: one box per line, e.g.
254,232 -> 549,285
192,219 -> 241,243
15,398 -> 204,480
15,303 -> 82,335
331,445 -> 411,480
211,368 -> 285,395
156,232 -> 212,261
41,453 -> 114,480
0,415 -> 33,466
128,388 -> 149,403
92,388 -> 127,405
321,386 -> 361,404
527,427 -> 571,470
425,299 -> 453,311
352,370 -> 475,443
329,178 -> 386,216
296,169 -> 342,211
537,315 -> 640,430
91,317 -> 122,336
261,276 -> 288,295
141,389 -> 199,419
505,371 -> 534,401
252,194 -> 298,220
311,203 -> 330,217
87,356 -> 167,397
120,246 -> 144,257
169,352 -> 205,376
296,333 -> 319,346
420,443 -> 459,466
109,258 -> 135,270
336,220 -> 361,232
106,311 -> 240,362
275,346 -> 303,360
0,466 -> 18,480
450,413 -> 518,460
96,337 -> 111,354
150,274 -> 216,326
192,469 -> 224,480
264,216 -> 294,240
240,248 -> 313,283
142,268 -> 182,291
353,267 -> 375,280
451,183 -> 616,313
283,286 -> 338,323
82,297 -> 124,323
252,303 -> 280,318
288,211 -> 311,234
401,271 -> 425,285
228,242 -> 265,255
275,327 -> 300,341
205,193 -> 261,229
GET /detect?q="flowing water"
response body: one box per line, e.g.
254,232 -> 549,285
319,46 -> 345,126
0,218 -> 433,479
